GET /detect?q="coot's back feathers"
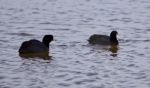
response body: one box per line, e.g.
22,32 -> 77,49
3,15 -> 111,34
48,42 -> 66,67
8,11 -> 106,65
19,40 -> 49,54
88,34 -> 110,44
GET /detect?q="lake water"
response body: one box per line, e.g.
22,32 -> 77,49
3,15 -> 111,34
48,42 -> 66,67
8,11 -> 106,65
0,0 -> 150,88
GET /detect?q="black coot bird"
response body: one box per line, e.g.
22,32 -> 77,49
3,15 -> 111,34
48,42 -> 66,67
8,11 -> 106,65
19,35 -> 53,58
88,31 -> 118,45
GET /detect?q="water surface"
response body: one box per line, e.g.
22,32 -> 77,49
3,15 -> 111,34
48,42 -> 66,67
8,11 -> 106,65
0,0 -> 150,88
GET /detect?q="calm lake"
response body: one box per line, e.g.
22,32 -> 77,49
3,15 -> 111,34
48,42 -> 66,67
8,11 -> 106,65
0,0 -> 150,88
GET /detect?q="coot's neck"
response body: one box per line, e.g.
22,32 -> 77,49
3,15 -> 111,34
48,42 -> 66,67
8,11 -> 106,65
42,41 -> 49,49
110,34 -> 118,45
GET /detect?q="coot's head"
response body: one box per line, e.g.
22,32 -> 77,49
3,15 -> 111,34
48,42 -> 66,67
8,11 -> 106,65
110,31 -> 118,36
110,31 -> 118,45
42,35 -> 54,48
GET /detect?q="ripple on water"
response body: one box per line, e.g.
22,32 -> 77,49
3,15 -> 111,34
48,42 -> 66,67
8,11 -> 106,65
42,28 -> 71,31
6,32 -> 34,36
74,79 -> 96,85
0,39 -> 8,43
39,22 -> 52,25
57,83 -> 71,87
64,76 -> 82,81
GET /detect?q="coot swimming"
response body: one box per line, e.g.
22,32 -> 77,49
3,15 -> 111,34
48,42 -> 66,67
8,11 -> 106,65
88,31 -> 118,45
19,35 -> 53,58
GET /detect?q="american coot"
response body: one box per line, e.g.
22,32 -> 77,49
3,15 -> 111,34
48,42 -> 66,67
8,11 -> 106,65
19,35 -> 53,58
88,31 -> 118,45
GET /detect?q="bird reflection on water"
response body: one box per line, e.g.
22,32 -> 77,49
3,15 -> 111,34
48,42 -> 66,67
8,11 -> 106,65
109,45 -> 119,57
19,52 -> 52,60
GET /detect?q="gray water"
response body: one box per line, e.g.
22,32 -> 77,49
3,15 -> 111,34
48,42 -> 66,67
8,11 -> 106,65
0,0 -> 150,88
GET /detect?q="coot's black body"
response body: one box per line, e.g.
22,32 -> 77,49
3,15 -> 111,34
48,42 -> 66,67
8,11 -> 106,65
19,35 -> 53,56
88,31 -> 118,45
